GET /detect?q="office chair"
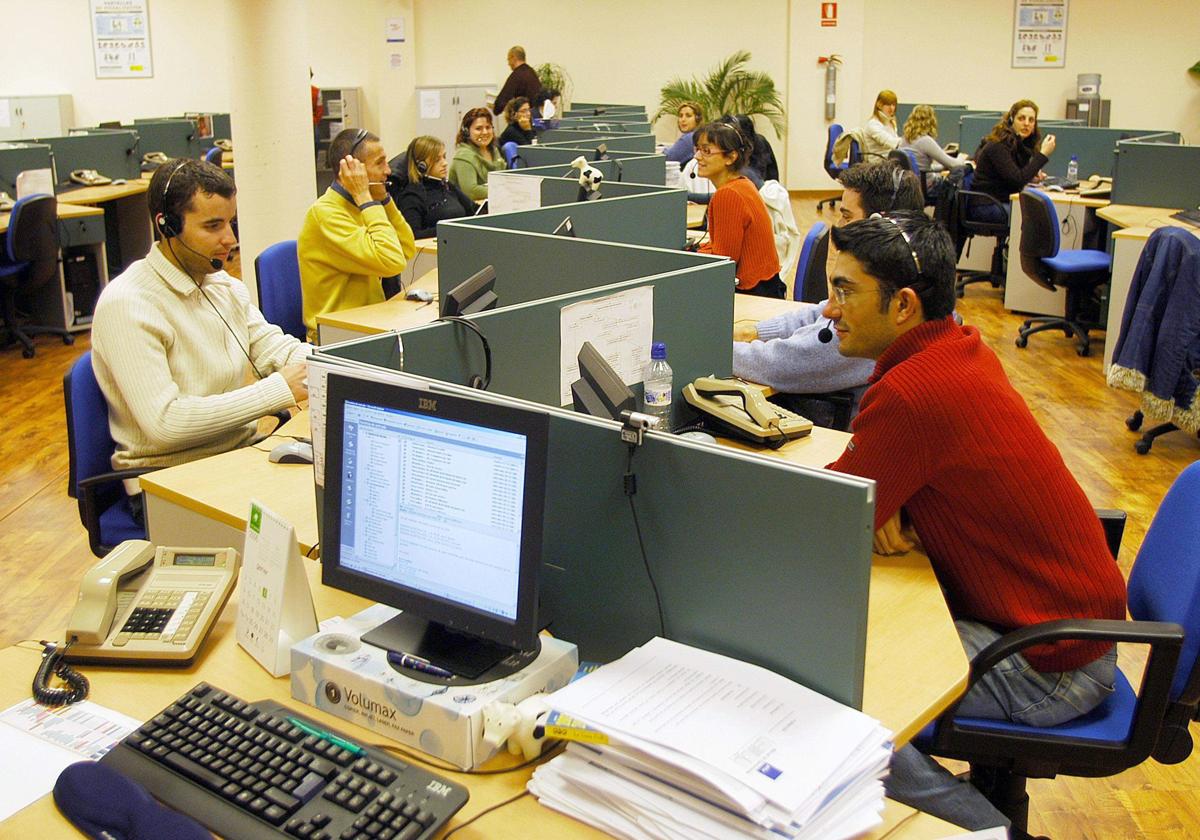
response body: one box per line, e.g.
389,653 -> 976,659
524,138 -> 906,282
916,464 -> 1200,835
888,149 -> 927,204
1014,189 -> 1111,357
204,146 -> 223,165
254,240 -> 306,341
0,194 -> 74,358
501,141 -> 524,169
817,124 -> 848,211
64,351 -> 150,557
794,221 -> 828,302
952,179 -> 1010,298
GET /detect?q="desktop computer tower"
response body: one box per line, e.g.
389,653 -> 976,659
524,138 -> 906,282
63,246 -> 100,323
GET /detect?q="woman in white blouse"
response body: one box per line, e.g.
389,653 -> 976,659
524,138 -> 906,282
862,89 -> 900,159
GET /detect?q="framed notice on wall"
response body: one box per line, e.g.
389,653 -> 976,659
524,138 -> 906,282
1012,0 -> 1067,68
90,0 -> 154,79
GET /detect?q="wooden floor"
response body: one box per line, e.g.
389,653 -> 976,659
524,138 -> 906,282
2,197 -> 1198,837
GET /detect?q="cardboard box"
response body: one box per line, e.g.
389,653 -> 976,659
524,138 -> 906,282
291,605 -> 578,769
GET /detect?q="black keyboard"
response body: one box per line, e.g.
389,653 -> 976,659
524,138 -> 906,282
100,682 -> 469,840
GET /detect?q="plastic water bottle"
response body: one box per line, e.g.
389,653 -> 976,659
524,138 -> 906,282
642,342 -> 673,428
1066,155 -> 1079,184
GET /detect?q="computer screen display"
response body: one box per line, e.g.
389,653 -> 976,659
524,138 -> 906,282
440,264 -> 497,317
322,374 -> 549,677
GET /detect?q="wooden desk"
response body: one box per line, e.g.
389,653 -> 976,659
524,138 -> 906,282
1095,204 -> 1199,371
686,201 -> 706,229
1004,190 -> 1110,317
0,201 -> 108,334
0,559 -> 963,838
59,179 -> 152,275
317,269 -> 441,345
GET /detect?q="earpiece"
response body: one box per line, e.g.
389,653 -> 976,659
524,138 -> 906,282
157,159 -> 189,237
416,159 -> 428,175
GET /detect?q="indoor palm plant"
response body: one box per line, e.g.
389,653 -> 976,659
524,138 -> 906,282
536,63 -> 572,103
654,51 -> 786,137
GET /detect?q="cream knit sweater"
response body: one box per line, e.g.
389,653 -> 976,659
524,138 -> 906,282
91,246 -> 310,480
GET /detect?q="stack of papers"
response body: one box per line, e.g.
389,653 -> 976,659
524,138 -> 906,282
529,637 -> 892,840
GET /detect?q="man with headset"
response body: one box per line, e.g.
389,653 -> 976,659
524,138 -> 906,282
91,158 -> 310,523
298,128 -> 415,343
823,214 -> 1125,838
731,160 -> 922,427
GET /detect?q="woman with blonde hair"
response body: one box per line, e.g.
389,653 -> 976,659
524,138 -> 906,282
398,135 -> 474,238
862,89 -> 901,159
899,105 -> 967,198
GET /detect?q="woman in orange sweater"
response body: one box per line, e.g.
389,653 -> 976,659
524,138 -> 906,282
694,121 -> 784,297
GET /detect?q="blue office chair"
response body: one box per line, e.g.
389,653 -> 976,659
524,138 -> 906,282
254,240 -> 305,341
916,465 -> 1200,834
951,170 -> 1010,298
205,146 -> 223,166
1015,189 -> 1111,357
817,124 -> 848,211
793,221 -> 828,302
888,149 -> 928,204
0,194 -> 74,358
501,141 -> 525,169
64,351 -> 150,557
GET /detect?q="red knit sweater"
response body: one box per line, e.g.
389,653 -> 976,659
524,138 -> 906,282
699,176 -> 780,291
829,318 -> 1126,672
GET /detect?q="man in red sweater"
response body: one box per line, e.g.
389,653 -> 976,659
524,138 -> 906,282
822,214 -> 1126,836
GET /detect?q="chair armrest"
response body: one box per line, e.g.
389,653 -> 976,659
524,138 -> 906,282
1095,508 -> 1126,560
957,189 -> 1009,215
76,468 -> 154,494
77,468 -> 155,549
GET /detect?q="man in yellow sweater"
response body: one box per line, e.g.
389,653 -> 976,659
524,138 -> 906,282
298,128 -> 416,342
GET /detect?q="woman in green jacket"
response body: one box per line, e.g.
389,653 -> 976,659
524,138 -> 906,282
449,107 -> 505,201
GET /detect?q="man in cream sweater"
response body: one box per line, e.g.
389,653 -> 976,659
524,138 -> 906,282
91,159 -> 309,523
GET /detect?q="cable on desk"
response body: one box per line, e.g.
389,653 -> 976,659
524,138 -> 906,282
442,790 -> 531,838
372,739 -> 564,777
32,640 -> 90,707
624,444 -> 666,638
305,542 -> 320,559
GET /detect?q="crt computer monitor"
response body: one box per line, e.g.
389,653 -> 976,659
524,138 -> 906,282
571,341 -> 635,420
440,264 -> 498,317
321,373 -> 549,679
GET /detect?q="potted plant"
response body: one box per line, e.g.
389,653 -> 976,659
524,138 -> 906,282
654,51 -> 786,138
536,63 -> 572,105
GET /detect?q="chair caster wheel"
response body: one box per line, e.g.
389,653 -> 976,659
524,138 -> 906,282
63,334 -> 75,346
1077,345 -> 1090,357
22,347 -> 34,359
1015,336 -> 1028,348
1126,412 -> 1143,431
1135,439 -> 1152,455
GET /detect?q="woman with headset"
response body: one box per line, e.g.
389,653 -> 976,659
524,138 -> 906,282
693,121 -> 784,298
862,89 -> 901,160
397,136 -> 475,239
970,99 -> 1056,222
498,97 -> 537,147
449,108 -> 505,201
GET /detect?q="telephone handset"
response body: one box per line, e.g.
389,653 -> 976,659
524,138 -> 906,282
65,540 -> 240,665
682,376 -> 813,446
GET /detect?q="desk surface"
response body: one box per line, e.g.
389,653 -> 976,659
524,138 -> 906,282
316,269 -> 441,337
1010,189 -> 1110,209
0,201 -> 103,234
0,558 -> 962,838
686,201 -> 706,229
1097,203 -> 1194,232
58,179 -> 150,204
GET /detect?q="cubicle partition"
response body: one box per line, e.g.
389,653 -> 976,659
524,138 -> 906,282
506,156 -> 667,186
957,115 -> 1088,160
555,118 -> 653,134
0,142 -> 53,195
536,131 -> 657,153
1112,138 -> 1200,208
28,131 -> 141,188
568,102 -> 646,115
895,102 -> 968,129
127,118 -> 202,160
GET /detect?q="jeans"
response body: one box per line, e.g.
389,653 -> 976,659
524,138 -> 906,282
886,619 -> 1117,831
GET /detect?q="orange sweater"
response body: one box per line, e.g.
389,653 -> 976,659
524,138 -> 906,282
700,176 -> 780,290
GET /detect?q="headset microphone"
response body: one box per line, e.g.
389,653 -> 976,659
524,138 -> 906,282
817,319 -> 835,344
689,169 -> 696,179
156,213 -> 224,271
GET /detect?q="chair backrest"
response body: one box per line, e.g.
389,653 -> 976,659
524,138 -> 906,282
759,180 -> 801,278
888,148 -> 921,179
254,240 -> 305,341
8,192 -> 57,258
204,146 -> 223,165
1128,460 -> 1200,703
1019,189 -> 1061,258
64,351 -> 117,502
823,124 -> 845,179
847,138 -> 863,165
501,141 -> 520,167
794,221 -> 828,301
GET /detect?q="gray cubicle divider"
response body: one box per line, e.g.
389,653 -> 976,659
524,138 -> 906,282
505,156 -> 667,186
520,143 -> 657,167
127,118 -> 202,160
957,115 -> 1089,159
29,131 -> 141,188
538,132 -> 657,153
435,223 -> 724,313
569,102 -> 646,114
556,119 -> 653,135
1112,139 -> 1200,208
315,362 -> 875,708
0,143 -> 53,195
895,103 -> 969,130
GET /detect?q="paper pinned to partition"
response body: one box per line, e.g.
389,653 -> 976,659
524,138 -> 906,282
488,172 -> 541,215
558,286 -> 654,407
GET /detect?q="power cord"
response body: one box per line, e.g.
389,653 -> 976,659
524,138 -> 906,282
32,640 -> 90,707
436,315 -> 492,389
443,790 -> 531,838
621,435 -> 666,638
372,739 -> 564,776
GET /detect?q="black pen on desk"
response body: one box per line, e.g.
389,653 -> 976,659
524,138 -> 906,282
387,650 -> 454,679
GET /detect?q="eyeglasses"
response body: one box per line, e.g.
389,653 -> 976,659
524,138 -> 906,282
829,285 -> 883,306
694,145 -> 723,158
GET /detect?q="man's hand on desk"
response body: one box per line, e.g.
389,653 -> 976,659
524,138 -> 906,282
873,510 -> 916,556
281,363 -> 309,404
733,321 -> 759,343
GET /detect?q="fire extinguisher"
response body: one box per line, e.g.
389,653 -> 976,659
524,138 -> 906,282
818,54 -> 842,120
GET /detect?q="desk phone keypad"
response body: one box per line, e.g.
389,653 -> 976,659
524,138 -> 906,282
112,588 -> 211,646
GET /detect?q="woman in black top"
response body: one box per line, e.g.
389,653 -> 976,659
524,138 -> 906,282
396,135 -> 475,239
499,97 -> 537,148
970,99 -> 1056,222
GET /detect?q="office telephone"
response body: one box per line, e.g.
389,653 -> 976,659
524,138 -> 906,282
683,376 -> 813,445
69,169 -> 113,187
64,540 -> 240,665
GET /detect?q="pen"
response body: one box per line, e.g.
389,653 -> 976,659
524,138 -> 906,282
286,716 -> 364,755
387,650 -> 454,679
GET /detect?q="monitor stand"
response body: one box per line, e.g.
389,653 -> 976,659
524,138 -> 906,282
362,612 -> 542,683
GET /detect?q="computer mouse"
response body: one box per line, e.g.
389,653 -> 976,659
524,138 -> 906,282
1044,184 -> 1065,192
111,178 -> 127,185
676,430 -> 718,444
406,288 -> 433,303
268,440 -> 314,464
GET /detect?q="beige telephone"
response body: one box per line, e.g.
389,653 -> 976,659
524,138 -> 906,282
65,540 -> 240,664
683,376 -> 813,445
